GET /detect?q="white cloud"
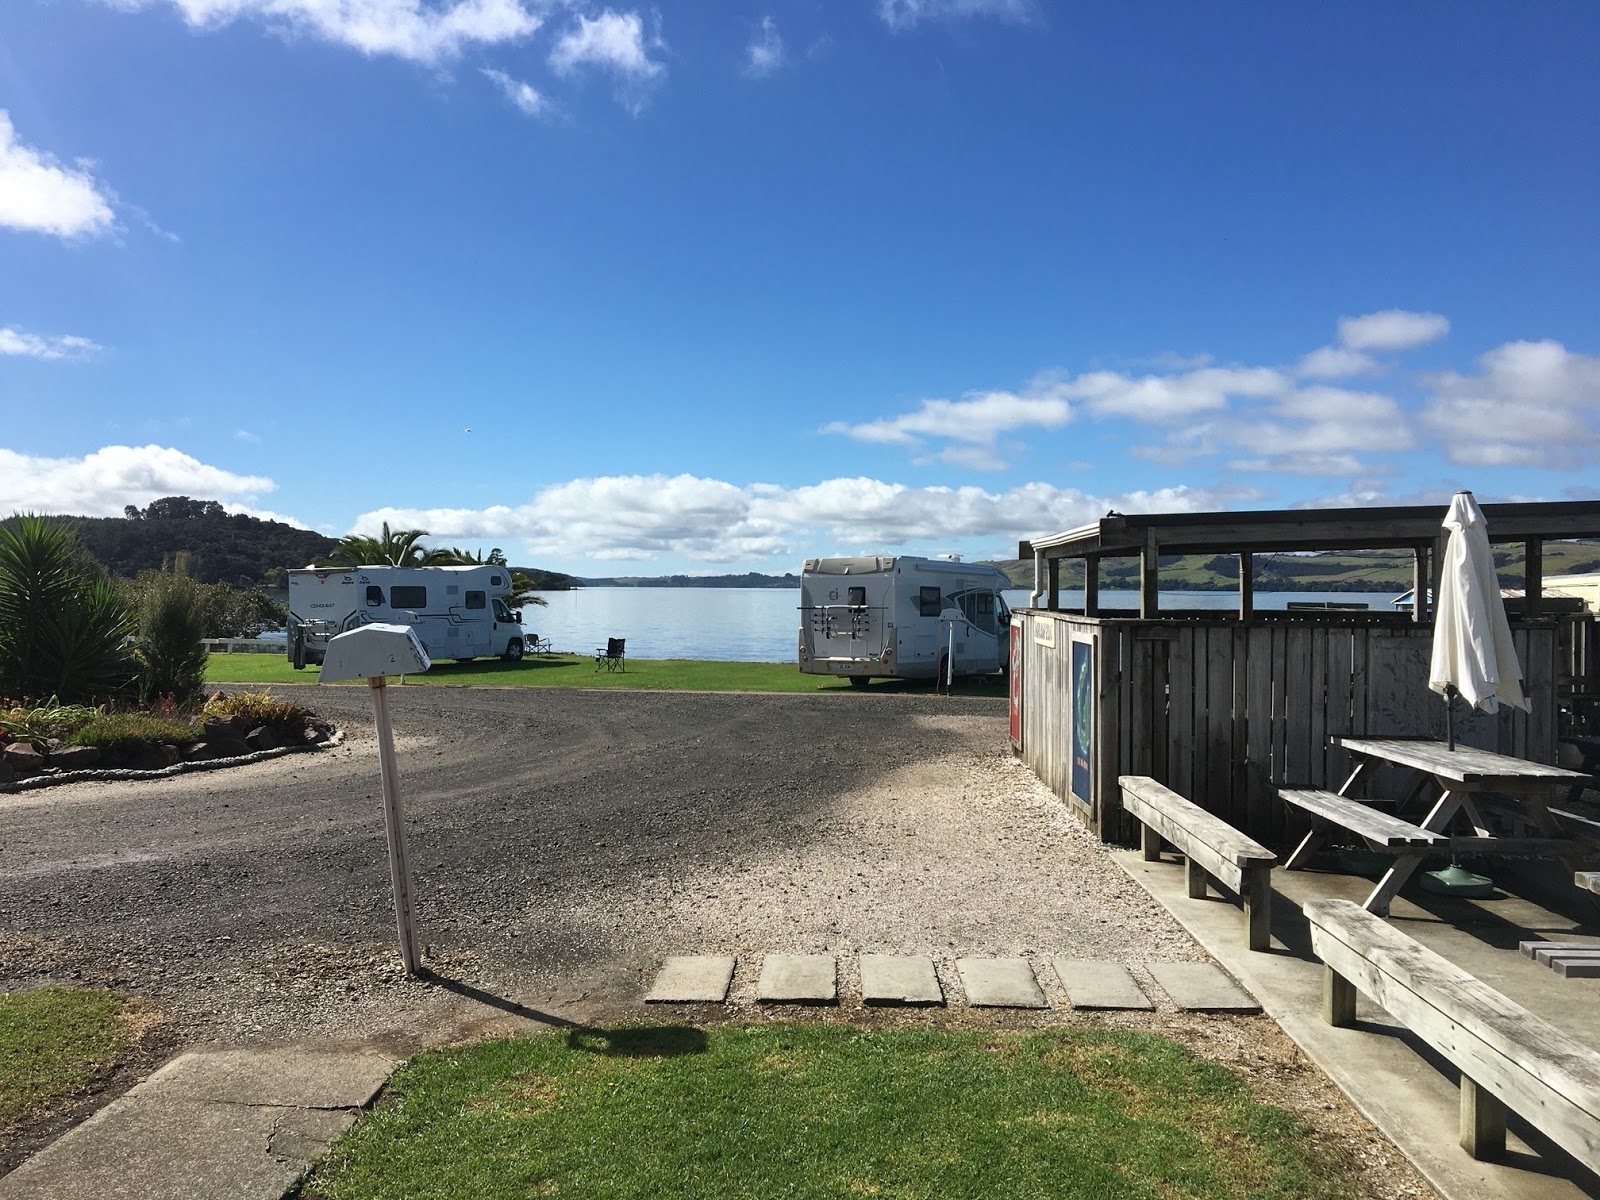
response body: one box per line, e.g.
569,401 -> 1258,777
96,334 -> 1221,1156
744,16 -> 784,78
0,326 -> 101,360
878,0 -> 1033,30
0,111 -> 117,240
114,0 -> 547,65
1422,339 -> 1600,467
1337,309 -> 1449,352
549,9 -> 664,78
1070,365 -> 1288,421
482,67 -> 550,117
352,473 -> 1244,564
1297,345 -> 1375,378
0,444 -> 276,517
823,379 -> 1072,460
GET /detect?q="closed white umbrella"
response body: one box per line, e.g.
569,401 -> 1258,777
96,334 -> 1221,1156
1429,491 -> 1529,749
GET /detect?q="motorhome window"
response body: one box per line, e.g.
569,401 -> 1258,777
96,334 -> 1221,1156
365,586 -> 384,607
975,594 -> 994,615
391,586 -> 427,609
847,586 -> 866,607
918,586 -> 943,617
492,599 -> 512,622
491,574 -> 504,587
465,591 -> 486,610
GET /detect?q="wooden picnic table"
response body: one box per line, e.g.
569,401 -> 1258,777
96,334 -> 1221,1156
1283,737 -> 1588,915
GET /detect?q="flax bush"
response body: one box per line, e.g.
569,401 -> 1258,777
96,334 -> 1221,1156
132,570 -> 209,706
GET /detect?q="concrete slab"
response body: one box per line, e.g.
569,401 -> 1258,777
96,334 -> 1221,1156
1115,847 -> 1600,1200
757,954 -> 837,1004
644,955 -> 736,1003
1052,959 -> 1153,1010
1551,957 -> 1600,979
1146,961 -> 1260,1013
860,955 -> 944,1006
955,957 -> 1047,1009
0,1047 -> 396,1200
140,1046 -> 396,1108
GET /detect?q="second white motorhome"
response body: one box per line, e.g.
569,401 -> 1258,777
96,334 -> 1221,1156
797,555 -> 1013,685
286,564 -> 529,669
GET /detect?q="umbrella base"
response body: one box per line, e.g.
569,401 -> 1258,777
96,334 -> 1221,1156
1420,864 -> 1496,899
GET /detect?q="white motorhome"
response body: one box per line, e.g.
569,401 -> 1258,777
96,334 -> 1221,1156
797,555 -> 1013,685
286,564 -> 529,669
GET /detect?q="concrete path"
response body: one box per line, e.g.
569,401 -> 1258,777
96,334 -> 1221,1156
0,1046 -> 398,1200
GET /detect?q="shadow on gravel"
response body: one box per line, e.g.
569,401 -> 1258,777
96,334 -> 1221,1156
420,971 -> 583,1029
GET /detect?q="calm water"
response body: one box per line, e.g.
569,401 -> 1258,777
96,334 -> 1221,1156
523,587 -> 1406,663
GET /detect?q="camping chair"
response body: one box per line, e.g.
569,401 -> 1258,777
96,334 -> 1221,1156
595,638 -> 625,672
529,634 -> 554,655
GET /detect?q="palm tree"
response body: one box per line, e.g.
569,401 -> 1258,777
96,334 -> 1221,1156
441,546 -> 548,608
329,522 -> 453,568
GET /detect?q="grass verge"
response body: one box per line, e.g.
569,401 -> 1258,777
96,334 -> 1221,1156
299,1024 -> 1354,1200
206,654 -> 1008,697
0,988 -> 144,1131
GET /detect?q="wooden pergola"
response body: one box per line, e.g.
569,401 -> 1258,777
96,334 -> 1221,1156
1018,498 -> 1600,622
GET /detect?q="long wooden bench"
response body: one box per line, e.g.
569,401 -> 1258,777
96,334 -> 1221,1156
1119,775 -> 1278,950
1306,898 -> 1600,1168
1281,788 -> 1447,915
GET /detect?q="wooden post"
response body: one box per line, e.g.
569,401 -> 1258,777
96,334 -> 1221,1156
1243,868 -> 1270,952
1460,1077 -> 1508,1159
1140,531 -> 1160,619
1185,856 -> 1207,899
1047,556 -> 1060,611
1141,821 -> 1162,861
1238,553 -> 1253,620
1412,544 -> 1429,624
1431,533 -> 1448,623
370,676 -> 421,976
1084,555 -> 1100,616
1525,539 -> 1543,617
1323,965 -> 1356,1027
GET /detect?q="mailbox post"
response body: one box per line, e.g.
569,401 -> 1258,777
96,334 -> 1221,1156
318,623 -> 431,976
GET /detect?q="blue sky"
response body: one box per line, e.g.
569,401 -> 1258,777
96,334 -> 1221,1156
2,1 -> 1597,575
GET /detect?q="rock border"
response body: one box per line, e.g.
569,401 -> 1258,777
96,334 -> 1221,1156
0,729 -> 344,795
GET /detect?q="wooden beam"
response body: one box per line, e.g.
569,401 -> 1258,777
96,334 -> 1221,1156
1413,544 -> 1429,625
1526,538 -> 1543,617
1084,555 -> 1100,616
1047,555 -> 1060,611
1238,553 -> 1253,620
1140,530 -> 1160,618
1431,533 -> 1448,623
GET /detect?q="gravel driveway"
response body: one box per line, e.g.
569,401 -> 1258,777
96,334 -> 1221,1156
0,685 -> 1200,1044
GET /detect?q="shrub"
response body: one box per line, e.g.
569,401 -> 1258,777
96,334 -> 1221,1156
133,571 -> 209,706
68,713 -> 200,754
203,690 -> 315,737
0,698 -> 104,743
0,515 -> 136,704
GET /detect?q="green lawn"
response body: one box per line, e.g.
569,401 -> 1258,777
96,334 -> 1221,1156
0,988 -> 140,1130
298,1024 -> 1354,1200
206,654 -> 1008,697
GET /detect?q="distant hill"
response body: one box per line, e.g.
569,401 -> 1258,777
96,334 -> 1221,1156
580,572 -> 801,588
70,498 -> 337,588
990,542 -> 1600,592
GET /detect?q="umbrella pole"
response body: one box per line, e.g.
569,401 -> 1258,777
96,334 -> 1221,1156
1445,683 -> 1457,751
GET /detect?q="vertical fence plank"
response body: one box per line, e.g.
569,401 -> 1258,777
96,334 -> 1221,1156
1245,625 -> 1275,839
1205,626 -> 1235,825
1168,627 -> 1195,803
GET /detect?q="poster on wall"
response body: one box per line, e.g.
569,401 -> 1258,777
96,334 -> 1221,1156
1070,634 -> 1093,808
1008,618 -> 1023,749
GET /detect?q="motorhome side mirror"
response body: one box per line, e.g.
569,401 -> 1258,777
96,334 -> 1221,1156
513,610 -> 523,624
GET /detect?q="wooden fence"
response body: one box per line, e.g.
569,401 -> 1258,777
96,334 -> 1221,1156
1015,609 -> 1592,847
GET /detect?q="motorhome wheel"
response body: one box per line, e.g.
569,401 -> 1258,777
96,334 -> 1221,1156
503,639 -> 524,662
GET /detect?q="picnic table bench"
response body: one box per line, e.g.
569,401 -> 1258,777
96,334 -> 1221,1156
1119,776 -> 1277,950
1280,737 -> 1588,916
1307,898 -> 1600,1169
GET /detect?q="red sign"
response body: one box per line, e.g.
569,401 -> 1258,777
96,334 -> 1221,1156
1008,618 -> 1023,747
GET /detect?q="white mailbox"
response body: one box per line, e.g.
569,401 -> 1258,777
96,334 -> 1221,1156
318,623 -> 431,682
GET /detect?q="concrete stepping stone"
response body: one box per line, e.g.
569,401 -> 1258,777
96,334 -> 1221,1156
860,954 -> 944,1006
1052,959 -> 1153,1010
645,955 -> 736,1003
1147,962 -> 1259,1013
955,957 -> 1047,1009
757,954 -> 837,1004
